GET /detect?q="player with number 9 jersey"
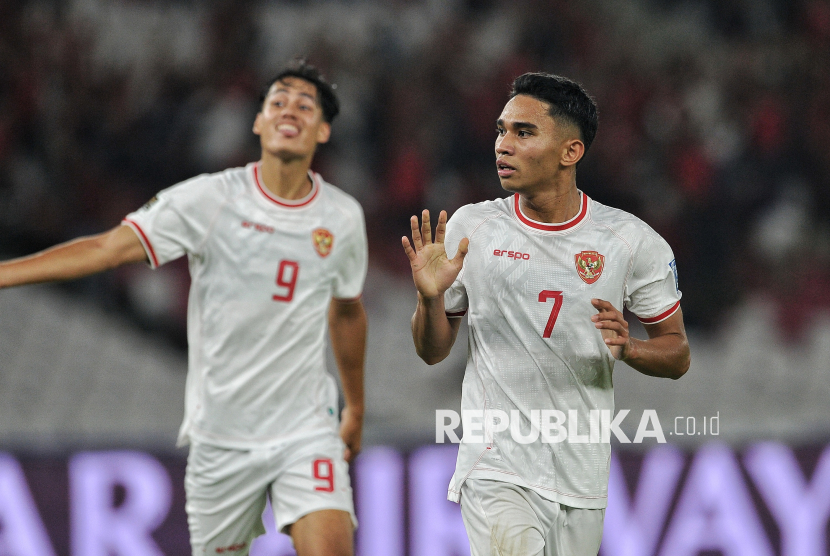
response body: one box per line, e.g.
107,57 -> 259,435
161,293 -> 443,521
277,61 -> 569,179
0,59 -> 368,555
123,161 -> 367,449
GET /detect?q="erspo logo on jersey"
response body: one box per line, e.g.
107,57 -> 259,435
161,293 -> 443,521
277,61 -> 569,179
241,220 -> 275,234
312,228 -> 334,257
493,249 -> 530,260
575,250 -> 605,284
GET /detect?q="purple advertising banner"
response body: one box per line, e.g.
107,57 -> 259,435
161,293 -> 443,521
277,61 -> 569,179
3,443 -> 829,555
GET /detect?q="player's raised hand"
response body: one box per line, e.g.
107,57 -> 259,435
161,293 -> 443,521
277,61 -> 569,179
591,299 -> 631,360
402,210 -> 468,299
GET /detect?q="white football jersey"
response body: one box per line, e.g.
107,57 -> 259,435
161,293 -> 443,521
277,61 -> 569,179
443,192 -> 681,509
123,162 -> 368,449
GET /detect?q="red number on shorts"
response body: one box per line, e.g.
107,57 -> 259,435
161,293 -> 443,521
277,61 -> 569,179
539,290 -> 564,338
273,260 -> 299,302
313,458 -> 334,492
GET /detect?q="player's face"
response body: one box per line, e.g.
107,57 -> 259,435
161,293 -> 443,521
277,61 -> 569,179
495,94 -> 579,193
253,77 -> 331,162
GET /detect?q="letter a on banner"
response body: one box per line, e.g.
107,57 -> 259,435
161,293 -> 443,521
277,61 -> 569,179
0,454 -> 57,556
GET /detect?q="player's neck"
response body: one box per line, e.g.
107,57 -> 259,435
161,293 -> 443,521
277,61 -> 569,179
258,155 -> 314,200
519,178 -> 581,224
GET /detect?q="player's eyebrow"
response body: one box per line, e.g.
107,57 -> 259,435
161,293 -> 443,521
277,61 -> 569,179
496,118 -> 538,130
272,84 -> 318,103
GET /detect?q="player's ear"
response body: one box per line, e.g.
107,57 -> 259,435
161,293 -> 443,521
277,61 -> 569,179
316,121 -> 331,144
253,111 -> 264,136
561,138 -> 584,168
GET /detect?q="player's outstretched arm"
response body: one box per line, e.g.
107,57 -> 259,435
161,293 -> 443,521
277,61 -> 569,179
0,225 -> 148,289
329,297 -> 367,463
402,209 -> 468,365
591,299 -> 690,379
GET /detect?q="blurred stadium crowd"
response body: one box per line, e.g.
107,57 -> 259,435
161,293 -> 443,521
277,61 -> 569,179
1,0 -> 830,344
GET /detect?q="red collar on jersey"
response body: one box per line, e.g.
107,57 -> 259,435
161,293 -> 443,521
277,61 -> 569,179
253,163 -> 320,208
513,191 -> 588,232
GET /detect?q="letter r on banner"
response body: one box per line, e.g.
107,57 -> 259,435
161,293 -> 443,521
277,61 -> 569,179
70,451 -> 172,556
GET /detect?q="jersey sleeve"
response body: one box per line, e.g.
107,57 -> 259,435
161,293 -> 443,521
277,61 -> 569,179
332,201 -> 368,300
442,207 -> 470,317
624,228 -> 682,324
121,174 -> 220,269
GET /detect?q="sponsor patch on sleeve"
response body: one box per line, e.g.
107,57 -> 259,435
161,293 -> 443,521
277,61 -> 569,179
139,195 -> 159,212
669,259 -> 679,292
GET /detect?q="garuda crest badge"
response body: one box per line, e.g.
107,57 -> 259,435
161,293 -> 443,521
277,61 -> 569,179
312,228 -> 334,258
575,250 -> 605,284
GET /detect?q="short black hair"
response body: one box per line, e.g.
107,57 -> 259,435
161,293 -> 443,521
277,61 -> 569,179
509,72 -> 598,160
260,58 -> 340,123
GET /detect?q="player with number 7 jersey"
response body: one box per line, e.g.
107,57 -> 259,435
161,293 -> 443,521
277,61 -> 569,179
404,72 -> 689,555
440,190 -> 680,508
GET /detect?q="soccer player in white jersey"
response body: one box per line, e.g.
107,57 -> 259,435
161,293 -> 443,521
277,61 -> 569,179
0,60 -> 367,556
403,72 -> 691,555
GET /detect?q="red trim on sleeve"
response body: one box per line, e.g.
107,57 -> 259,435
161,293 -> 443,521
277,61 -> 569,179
638,301 -> 680,324
446,310 -> 467,318
253,163 -> 319,208
122,218 -> 159,268
514,192 -> 588,231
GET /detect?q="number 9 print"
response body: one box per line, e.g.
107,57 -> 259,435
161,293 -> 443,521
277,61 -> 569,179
273,260 -> 299,302
313,458 -> 334,492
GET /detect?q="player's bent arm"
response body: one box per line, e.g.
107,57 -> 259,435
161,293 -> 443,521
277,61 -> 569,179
329,297 -> 367,462
625,310 -> 691,380
411,293 -> 462,365
0,225 -> 148,289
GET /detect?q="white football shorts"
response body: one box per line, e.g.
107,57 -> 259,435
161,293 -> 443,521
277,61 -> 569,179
460,478 -> 605,556
185,431 -> 356,555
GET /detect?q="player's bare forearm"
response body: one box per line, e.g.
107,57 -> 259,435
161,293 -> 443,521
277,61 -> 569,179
329,298 -> 366,413
402,209 -> 467,365
622,326 -> 690,379
0,225 -> 148,289
592,299 -> 690,380
329,298 -> 367,461
411,293 -> 461,365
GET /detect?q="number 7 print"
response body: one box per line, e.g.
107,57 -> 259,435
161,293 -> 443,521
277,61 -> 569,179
539,290 -> 563,338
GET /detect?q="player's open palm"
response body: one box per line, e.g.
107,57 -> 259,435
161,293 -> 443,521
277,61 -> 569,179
402,210 -> 468,299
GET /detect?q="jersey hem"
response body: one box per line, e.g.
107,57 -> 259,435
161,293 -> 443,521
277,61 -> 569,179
449,468 -> 607,509
638,300 -> 681,324
183,421 -> 337,450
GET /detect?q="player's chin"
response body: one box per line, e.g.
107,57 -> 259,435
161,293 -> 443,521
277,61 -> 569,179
269,144 -> 311,161
498,177 -> 522,193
